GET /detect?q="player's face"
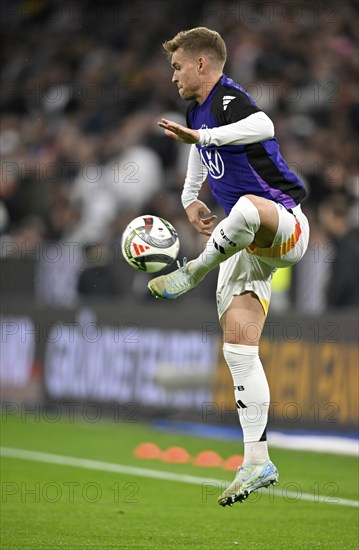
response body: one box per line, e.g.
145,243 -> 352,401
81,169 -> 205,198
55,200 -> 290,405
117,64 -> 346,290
171,48 -> 202,102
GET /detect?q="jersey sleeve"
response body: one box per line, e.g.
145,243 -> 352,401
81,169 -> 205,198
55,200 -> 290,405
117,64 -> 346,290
196,86 -> 274,146
181,144 -> 208,209
197,112 -> 274,146
196,84 -> 274,146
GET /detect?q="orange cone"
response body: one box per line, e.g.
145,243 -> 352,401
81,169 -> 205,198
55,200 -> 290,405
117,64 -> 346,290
133,442 -> 162,459
193,450 -> 223,467
161,446 -> 191,463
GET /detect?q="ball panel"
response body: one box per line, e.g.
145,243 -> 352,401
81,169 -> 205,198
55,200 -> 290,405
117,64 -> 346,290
133,253 -> 177,273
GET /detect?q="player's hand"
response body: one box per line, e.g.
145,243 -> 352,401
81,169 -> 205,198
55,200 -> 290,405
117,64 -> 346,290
185,200 -> 217,236
158,118 -> 199,144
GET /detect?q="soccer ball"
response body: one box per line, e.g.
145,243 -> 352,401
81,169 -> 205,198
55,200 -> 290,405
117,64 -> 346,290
121,215 -> 180,273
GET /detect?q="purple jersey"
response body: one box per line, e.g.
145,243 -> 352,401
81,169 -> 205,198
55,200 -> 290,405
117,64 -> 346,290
186,75 -> 307,215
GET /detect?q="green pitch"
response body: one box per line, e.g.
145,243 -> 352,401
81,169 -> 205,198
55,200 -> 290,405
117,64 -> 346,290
1,412 -> 358,550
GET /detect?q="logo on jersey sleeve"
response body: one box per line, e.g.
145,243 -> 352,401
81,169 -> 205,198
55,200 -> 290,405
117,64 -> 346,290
223,95 -> 236,111
200,149 -> 224,179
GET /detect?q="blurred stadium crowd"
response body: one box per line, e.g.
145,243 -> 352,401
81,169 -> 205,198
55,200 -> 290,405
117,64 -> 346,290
1,0 -> 358,311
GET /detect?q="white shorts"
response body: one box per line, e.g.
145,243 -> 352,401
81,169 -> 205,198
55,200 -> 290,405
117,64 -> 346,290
216,203 -> 310,319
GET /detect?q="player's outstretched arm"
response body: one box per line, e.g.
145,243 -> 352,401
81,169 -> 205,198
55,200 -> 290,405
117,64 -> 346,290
158,118 -> 200,144
185,200 -> 217,236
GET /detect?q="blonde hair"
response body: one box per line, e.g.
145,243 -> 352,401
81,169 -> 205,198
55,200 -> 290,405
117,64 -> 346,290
163,27 -> 227,69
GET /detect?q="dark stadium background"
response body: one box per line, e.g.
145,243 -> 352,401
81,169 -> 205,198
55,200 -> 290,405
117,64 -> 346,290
1,0 -> 358,434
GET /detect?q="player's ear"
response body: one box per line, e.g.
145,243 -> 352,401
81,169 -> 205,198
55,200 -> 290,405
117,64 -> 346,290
197,56 -> 206,74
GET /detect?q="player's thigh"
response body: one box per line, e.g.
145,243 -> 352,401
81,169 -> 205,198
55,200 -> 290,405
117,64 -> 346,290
221,292 -> 266,345
217,251 -> 273,345
250,204 -> 310,268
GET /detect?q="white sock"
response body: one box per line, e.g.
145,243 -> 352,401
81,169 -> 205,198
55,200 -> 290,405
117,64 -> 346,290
190,196 -> 260,280
223,342 -> 270,465
243,441 -> 270,465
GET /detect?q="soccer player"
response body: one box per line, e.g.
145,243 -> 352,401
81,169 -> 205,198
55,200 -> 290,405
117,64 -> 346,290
148,27 -> 309,506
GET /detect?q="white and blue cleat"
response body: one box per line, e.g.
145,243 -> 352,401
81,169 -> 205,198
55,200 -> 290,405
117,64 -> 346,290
147,258 -> 198,299
218,460 -> 279,507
